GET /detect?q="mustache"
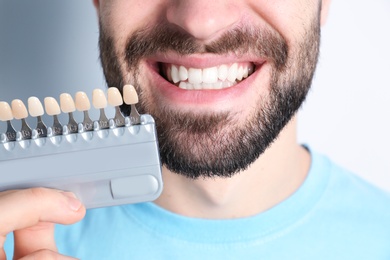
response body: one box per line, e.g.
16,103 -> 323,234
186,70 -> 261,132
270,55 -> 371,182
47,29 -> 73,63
122,24 -> 288,70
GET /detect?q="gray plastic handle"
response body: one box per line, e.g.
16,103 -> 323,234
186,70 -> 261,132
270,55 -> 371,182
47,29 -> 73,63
0,114 -> 163,209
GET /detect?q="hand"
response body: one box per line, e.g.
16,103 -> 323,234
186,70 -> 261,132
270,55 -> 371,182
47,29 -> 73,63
0,188 -> 86,259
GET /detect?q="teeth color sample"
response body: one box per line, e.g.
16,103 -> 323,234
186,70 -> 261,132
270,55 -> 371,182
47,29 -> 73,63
0,101 -> 14,121
75,91 -> 91,111
107,87 -> 123,107
60,93 -> 76,113
44,97 -> 61,116
123,85 -> 139,105
27,96 -> 44,117
92,89 -> 108,109
11,99 -> 28,119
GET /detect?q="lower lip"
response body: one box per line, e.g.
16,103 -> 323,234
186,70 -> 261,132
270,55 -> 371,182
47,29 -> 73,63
146,62 -> 264,107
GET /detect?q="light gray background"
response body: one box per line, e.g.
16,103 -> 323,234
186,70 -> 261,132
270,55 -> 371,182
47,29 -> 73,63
0,1 -> 389,191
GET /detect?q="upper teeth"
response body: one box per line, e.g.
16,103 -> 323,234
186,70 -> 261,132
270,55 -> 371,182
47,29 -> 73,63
164,63 -> 255,90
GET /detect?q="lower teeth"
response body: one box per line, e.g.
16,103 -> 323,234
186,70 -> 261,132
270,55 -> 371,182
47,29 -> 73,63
178,81 -> 236,90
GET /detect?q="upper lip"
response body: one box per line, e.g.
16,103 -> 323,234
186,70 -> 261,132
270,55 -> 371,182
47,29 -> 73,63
147,51 -> 267,68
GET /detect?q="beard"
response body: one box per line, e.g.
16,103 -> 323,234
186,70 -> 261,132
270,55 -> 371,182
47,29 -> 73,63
98,15 -> 321,179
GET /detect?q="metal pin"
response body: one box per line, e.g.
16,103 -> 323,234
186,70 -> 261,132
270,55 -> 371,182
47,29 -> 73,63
107,87 -> 125,127
44,97 -> 63,136
92,89 -> 109,129
0,101 -> 17,141
60,93 -> 78,133
27,96 -> 47,137
123,84 -> 141,125
11,99 -> 32,140
74,91 -> 93,131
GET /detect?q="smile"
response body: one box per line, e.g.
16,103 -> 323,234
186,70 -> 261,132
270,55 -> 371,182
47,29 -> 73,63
160,62 -> 256,90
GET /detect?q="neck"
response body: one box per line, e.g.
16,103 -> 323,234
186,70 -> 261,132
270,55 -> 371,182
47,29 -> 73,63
154,116 -> 311,219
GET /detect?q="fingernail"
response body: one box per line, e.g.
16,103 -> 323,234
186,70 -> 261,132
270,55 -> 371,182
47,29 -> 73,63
62,192 -> 82,211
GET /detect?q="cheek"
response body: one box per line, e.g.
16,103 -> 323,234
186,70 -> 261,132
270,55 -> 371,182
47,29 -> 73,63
247,0 -> 318,45
100,0 -> 168,48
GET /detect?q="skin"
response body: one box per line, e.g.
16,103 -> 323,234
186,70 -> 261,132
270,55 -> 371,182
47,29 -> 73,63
0,0 -> 330,258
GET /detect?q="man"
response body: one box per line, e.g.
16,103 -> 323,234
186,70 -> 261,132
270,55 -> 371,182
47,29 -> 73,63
2,0 -> 390,259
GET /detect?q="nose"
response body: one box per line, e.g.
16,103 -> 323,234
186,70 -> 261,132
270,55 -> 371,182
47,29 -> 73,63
166,0 -> 241,42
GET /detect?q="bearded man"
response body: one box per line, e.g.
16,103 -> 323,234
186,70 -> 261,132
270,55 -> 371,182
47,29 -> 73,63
2,1 -> 390,259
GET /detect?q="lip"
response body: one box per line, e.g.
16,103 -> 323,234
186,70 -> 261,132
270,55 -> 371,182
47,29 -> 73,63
144,54 -> 268,111
149,52 -> 266,68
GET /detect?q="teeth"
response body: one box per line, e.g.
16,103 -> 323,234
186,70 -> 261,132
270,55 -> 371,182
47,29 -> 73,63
171,65 -> 180,84
202,67 -> 218,84
165,63 -> 255,90
188,68 -> 203,84
179,66 -> 188,81
178,81 -> 235,90
227,63 -> 238,82
218,65 -> 228,81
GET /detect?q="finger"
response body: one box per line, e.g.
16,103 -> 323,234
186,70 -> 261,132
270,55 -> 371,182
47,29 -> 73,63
0,249 -> 5,260
14,222 -> 57,259
19,248 -> 78,260
0,188 -> 85,236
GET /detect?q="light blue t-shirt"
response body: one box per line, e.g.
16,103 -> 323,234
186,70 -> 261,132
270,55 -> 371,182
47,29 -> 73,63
5,151 -> 390,259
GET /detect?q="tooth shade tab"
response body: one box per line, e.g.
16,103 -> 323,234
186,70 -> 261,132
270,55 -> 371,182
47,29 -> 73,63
123,84 -> 139,105
44,97 -> 61,116
92,89 -> 108,109
75,91 -> 91,111
0,101 -> 14,121
11,99 -> 28,119
60,93 -> 76,113
164,62 -> 256,88
28,96 -> 44,117
107,87 -> 123,107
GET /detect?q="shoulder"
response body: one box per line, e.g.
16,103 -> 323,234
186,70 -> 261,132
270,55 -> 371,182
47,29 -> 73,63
311,150 -> 390,218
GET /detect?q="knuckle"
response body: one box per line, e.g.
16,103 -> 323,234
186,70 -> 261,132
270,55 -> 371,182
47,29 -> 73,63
26,187 -> 50,201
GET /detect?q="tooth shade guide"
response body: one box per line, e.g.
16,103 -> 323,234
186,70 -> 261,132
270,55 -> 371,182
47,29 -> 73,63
123,84 -> 139,105
0,101 -> 14,121
122,85 -> 141,125
11,99 -> 29,120
44,97 -> 61,116
60,93 -> 76,113
27,97 -> 47,138
75,91 -> 91,112
27,97 -> 45,117
43,97 -> 63,136
92,89 -> 108,109
107,87 -> 123,107
106,87 -> 125,127
60,93 -> 78,134
10,99 -> 32,140
0,101 -> 17,142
